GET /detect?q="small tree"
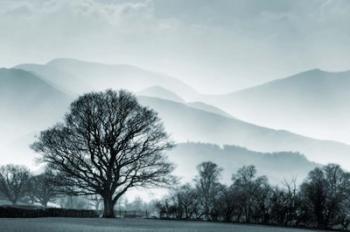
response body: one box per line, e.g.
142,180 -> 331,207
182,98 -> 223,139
29,169 -> 61,207
32,90 -> 175,218
0,164 -> 31,205
215,184 -> 238,222
175,184 -> 199,219
232,165 -> 270,223
195,161 -> 223,220
270,179 -> 301,226
300,164 -> 350,229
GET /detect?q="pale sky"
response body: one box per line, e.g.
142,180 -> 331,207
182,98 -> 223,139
0,0 -> 350,93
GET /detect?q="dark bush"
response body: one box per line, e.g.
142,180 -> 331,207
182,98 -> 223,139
0,205 -> 98,218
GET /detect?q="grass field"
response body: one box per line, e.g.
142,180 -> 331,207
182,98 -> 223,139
0,218 -> 327,232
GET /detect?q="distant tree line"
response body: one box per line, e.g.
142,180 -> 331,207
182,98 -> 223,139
0,165 -> 62,207
1,161 -> 350,230
0,164 -> 156,216
155,162 -> 350,230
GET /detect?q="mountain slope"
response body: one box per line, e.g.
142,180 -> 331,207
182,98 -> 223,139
187,101 -> 232,118
138,96 -> 350,169
0,68 -> 70,166
138,85 -> 185,103
203,69 -> 350,143
17,58 -> 198,100
0,68 -> 70,125
169,143 -> 317,185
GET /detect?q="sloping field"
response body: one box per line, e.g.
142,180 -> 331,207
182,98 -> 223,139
0,218 -> 327,232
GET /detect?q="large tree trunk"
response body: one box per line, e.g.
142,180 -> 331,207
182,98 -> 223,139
103,196 -> 116,218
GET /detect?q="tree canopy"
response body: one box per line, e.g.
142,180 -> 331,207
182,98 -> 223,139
0,164 -> 31,205
32,90 -> 175,217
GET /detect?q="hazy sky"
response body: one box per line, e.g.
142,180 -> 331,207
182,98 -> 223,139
0,0 -> 350,93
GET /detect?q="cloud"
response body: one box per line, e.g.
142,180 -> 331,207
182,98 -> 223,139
0,0 -> 349,93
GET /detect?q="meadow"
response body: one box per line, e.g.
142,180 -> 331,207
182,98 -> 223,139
0,218 -> 327,232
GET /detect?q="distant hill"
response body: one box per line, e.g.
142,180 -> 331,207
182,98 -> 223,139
203,69 -> 350,144
187,101 -> 232,118
138,85 -> 185,103
17,58 -> 198,100
138,86 -> 233,118
138,96 -> 350,170
169,143 -> 318,185
0,68 -> 69,126
0,68 -> 70,166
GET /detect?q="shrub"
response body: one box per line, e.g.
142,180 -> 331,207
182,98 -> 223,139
0,205 -> 98,218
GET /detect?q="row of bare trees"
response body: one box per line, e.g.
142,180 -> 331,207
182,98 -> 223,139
156,162 -> 350,230
0,165 -> 60,207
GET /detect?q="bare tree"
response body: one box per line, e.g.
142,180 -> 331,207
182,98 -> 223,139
300,164 -> 350,229
195,161 -> 223,220
32,90 -> 175,218
29,169 -> 61,207
165,184 -> 200,219
175,184 -> 199,219
0,164 -> 31,205
232,165 -> 270,223
216,185 -> 236,222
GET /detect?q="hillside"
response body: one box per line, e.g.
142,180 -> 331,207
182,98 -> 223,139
0,68 -> 70,165
0,68 -> 69,126
203,69 -> 350,143
17,58 -> 198,100
138,86 -> 185,103
138,86 -> 233,117
138,96 -> 350,169
169,143 -> 317,185
187,101 -> 232,118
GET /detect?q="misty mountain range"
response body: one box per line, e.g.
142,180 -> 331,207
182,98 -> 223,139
17,58 -> 198,100
203,69 -> 350,145
1,58 -> 350,182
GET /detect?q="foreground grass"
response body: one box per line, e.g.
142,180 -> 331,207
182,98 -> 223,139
0,218 -> 327,232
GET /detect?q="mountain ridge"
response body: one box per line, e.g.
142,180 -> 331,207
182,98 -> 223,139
202,68 -> 350,144
169,142 -> 318,185
17,58 -> 199,100
138,85 -> 185,103
138,96 -> 350,169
